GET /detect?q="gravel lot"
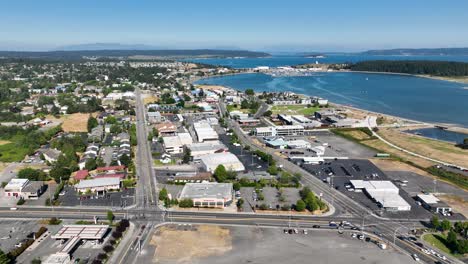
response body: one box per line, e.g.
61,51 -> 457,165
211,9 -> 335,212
143,225 -> 412,264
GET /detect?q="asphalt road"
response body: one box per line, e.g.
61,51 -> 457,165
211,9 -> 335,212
135,88 -> 158,208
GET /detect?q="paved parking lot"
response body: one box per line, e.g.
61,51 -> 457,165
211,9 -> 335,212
302,159 -> 432,219
59,186 -> 135,207
308,130 -> 377,158
240,187 -> 300,212
218,132 -> 270,173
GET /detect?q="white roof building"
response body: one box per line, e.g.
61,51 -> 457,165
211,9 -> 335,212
189,141 -> 228,158
286,139 -> 312,149
200,152 -> 245,172
162,133 -> 192,154
179,182 -> 233,208
74,178 -> 120,193
194,121 -> 218,142
349,180 -> 411,211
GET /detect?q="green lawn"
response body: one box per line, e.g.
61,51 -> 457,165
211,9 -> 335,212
0,142 -> 30,162
226,104 -> 250,113
422,233 -> 462,257
270,105 -> 321,116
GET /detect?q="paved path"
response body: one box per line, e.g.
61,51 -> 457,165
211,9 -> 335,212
367,118 -> 458,167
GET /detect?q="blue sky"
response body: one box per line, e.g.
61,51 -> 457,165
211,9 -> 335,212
0,0 -> 467,51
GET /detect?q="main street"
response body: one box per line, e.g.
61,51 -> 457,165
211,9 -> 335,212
134,87 -> 158,208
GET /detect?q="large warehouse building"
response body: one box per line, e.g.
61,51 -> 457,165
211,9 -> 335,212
350,180 -> 411,211
200,152 -> 245,172
179,182 -> 233,208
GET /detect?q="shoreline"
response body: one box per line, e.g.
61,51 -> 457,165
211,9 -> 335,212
194,73 -> 468,131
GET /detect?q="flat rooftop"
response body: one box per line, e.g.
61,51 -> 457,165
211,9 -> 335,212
179,182 -> 233,200
52,225 -> 110,240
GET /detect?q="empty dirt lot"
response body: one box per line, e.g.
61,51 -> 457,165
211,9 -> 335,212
145,225 -> 412,264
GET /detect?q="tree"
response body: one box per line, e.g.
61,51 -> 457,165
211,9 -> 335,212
103,245 -> 114,253
87,115 -> 98,132
179,199 -> 193,208
31,258 -> 41,264
295,200 -> 306,211
0,249 -> 10,264
107,211 -> 114,224
214,165 -> 228,182
441,219 -> 451,231
18,167 -> 46,181
233,182 -> 241,191
84,158 -> 97,171
263,110 -> 272,117
447,230 -> 458,250
236,198 -> 244,209
245,89 -> 255,96
159,188 -> 168,201
431,216 -> 440,230
267,165 -> 278,175
182,148 -> 191,164
119,154 -> 131,167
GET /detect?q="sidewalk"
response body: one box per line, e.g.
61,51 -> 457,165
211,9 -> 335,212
108,221 -> 137,264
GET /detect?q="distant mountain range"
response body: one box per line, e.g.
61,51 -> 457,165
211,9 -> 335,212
361,48 -> 468,56
0,49 -> 270,61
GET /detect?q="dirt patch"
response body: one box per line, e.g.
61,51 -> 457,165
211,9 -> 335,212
48,113 -> 97,132
151,225 -> 232,263
370,159 -> 433,177
143,95 -> 159,105
0,140 -> 11,146
378,128 -> 468,167
437,194 -> 468,218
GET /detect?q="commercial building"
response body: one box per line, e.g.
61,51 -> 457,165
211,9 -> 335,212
74,178 -> 121,193
147,111 -> 162,123
416,194 -> 452,214
189,141 -> 228,158
200,152 -> 245,172
287,139 -> 312,149
350,180 -> 411,211
265,139 -> 288,149
155,122 -> 177,136
238,118 -> 260,126
179,182 -> 233,208
193,121 -> 218,142
162,133 -> 193,154
4,178 -> 45,200
254,125 -> 304,137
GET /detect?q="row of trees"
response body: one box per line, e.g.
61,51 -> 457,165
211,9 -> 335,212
296,187 -> 326,212
349,60 -> 468,76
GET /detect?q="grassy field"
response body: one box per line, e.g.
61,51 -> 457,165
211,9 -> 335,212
226,104 -> 250,113
422,233 -> 462,258
378,128 -> 468,167
48,113 -> 96,132
270,105 -> 320,116
0,135 -> 31,162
